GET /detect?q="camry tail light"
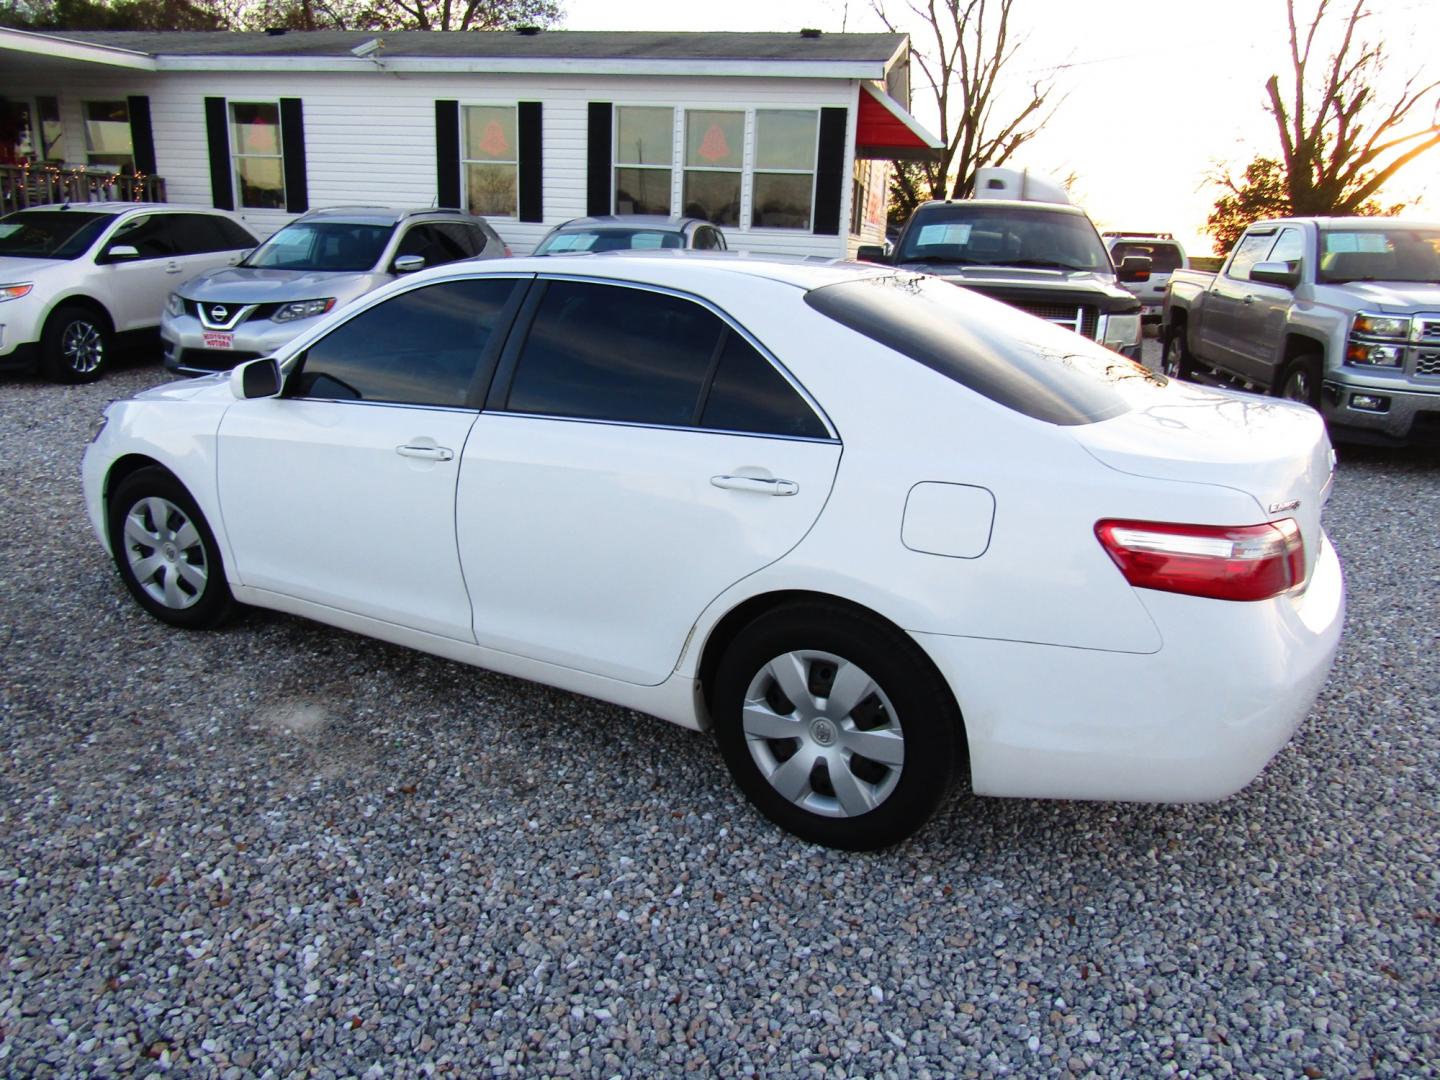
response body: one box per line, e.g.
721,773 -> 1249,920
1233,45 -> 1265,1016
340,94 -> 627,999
1095,518 -> 1305,602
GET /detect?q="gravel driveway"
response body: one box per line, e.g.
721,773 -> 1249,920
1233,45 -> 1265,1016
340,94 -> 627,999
1,350 -> 1436,1079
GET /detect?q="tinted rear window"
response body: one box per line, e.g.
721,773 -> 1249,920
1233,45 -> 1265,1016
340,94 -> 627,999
804,275 -> 1162,426
1111,241 -> 1183,273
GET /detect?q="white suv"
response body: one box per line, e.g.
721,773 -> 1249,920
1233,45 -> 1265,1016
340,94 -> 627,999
1103,231 -> 1188,323
0,204 -> 257,383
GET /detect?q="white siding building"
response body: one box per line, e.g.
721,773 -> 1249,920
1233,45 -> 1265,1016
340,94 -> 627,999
0,28 -> 939,254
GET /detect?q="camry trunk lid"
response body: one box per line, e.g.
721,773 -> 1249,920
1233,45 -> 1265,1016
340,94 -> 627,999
1069,381 -> 1335,582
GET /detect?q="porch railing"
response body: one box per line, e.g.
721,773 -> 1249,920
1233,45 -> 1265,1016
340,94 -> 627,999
1,163 -> 167,215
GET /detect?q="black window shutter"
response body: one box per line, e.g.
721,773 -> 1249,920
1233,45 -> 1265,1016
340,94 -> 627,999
126,95 -> 156,176
203,96 -> 234,211
435,100 -> 461,209
279,98 -> 308,214
518,101 -> 543,223
586,102 -> 612,216
813,106 -> 848,237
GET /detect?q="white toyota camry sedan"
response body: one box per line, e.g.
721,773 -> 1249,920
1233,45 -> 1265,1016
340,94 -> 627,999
82,254 -> 1344,850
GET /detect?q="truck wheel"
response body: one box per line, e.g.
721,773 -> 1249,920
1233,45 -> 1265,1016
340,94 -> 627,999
1160,328 -> 1196,381
1278,355 -> 1322,408
41,303 -> 112,384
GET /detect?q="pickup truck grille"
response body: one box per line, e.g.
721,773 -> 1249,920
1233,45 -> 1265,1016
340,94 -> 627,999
1009,301 -> 1100,339
1416,352 -> 1440,377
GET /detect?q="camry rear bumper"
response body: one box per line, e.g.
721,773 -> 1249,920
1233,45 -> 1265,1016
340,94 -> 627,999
913,533 -> 1344,802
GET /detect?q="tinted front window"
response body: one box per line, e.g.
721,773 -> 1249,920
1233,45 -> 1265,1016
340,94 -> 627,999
506,281 -> 722,425
805,275 -> 1162,426
292,279 -> 520,407
166,213 -> 249,255
1318,225 -> 1440,283
701,332 -> 827,438
1224,231 -> 1276,280
245,222 -> 395,272
896,205 -> 1111,272
396,224 -> 470,267
107,214 -> 178,259
1266,227 -> 1305,268
0,211 -> 109,259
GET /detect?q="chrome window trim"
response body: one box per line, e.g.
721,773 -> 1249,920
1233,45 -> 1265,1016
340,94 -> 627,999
495,271 -> 841,442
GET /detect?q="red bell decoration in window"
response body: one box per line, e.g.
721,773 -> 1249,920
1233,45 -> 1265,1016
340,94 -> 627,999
697,123 -> 731,163
478,120 -> 509,157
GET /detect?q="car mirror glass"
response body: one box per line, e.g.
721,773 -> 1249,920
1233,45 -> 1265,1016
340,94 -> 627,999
856,245 -> 891,265
1118,255 -> 1152,282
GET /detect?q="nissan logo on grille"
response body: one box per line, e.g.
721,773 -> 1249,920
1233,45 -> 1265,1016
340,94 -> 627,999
209,305 -> 230,323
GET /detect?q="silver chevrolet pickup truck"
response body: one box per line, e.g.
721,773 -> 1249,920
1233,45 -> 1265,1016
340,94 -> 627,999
1162,216 -> 1440,445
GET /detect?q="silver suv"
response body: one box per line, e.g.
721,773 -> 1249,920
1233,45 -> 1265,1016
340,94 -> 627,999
161,207 -> 508,375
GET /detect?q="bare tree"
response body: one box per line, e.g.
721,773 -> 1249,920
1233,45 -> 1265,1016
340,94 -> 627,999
870,0 -> 1062,202
227,0 -> 559,31
1265,0 -> 1439,215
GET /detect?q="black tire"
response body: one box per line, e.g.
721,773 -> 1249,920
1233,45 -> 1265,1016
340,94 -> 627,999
41,303 -> 112,384
107,467 -> 234,630
1160,325 -> 1196,380
1277,354 -> 1322,408
712,602 -> 964,851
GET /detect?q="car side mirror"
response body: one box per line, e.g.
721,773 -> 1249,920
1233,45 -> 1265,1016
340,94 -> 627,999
856,245 -> 892,265
230,356 -> 282,400
100,244 -> 141,263
1117,255 -> 1152,282
1250,261 -> 1300,289
393,254 -> 425,274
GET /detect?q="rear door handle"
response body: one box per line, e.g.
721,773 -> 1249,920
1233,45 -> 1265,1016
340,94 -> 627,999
397,444 -> 454,461
165,261 -> 183,274
1242,294 -> 1256,304
711,475 -> 798,496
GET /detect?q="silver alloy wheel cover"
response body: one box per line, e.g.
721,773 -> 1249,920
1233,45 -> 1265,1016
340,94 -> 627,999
122,496 -> 208,609
1285,367 -> 1312,403
62,319 -> 104,374
742,649 -> 905,818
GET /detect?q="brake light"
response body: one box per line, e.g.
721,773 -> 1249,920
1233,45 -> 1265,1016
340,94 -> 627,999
1095,518 -> 1305,602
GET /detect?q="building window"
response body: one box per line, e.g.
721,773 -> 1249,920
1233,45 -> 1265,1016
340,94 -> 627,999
751,110 -> 817,231
614,106 -> 673,216
683,110 -> 743,227
229,102 -> 285,210
83,100 -> 133,170
464,105 -> 518,218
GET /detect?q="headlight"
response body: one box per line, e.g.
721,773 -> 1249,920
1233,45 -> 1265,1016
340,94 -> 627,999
1352,313 -> 1409,338
1102,314 -> 1141,348
1345,343 -> 1404,367
165,292 -> 185,317
273,298 -> 336,323
0,283 -> 34,302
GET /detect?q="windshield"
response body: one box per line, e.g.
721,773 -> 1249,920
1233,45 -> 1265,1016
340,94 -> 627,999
897,205 -> 1112,272
534,229 -> 685,254
0,211 -> 112,260
243,221 -> 395,272
1317,225 -> 1440,283
806,274 -> 1162,426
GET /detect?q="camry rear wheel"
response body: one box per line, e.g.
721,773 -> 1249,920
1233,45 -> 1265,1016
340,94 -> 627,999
107,467 -> 234,629
712,603 -> 963,850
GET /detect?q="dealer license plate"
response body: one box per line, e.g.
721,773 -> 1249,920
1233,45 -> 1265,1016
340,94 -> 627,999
202,331 -> 234,350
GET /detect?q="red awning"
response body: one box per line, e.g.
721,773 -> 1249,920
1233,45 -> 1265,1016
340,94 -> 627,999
855,81 -> 941,162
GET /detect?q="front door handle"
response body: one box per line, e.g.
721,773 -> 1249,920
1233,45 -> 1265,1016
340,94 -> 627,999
397,444 -> 454,461
1242,294 -> 1257,304
165,261 -> 183,274
711,475 -> 798,496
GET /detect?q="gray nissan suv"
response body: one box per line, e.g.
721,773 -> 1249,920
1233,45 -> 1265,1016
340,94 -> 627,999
161,207 -> 508,375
